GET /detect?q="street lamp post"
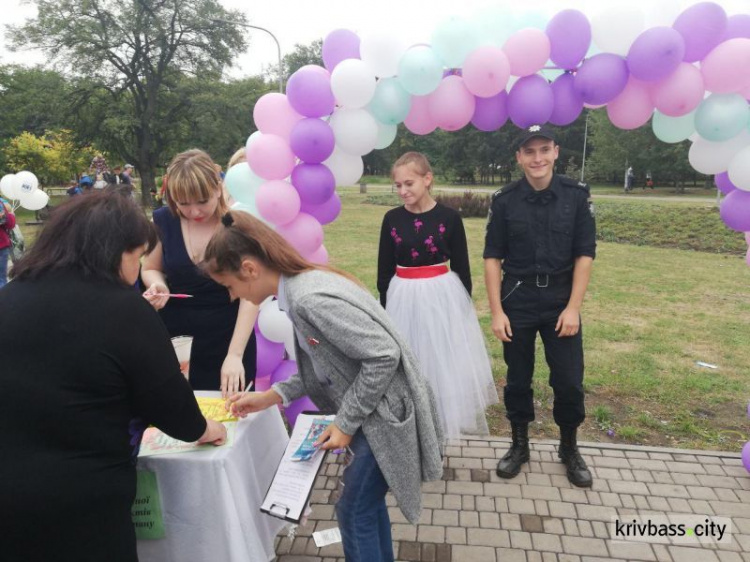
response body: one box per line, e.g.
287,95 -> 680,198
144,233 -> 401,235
580,110 -> 589,183
213,19 -> 283,93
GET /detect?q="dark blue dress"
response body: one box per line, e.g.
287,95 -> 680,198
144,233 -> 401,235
153,207 -> 256,390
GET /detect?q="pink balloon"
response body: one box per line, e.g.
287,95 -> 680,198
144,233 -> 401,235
256,180 -> 301,226
507,74 -> 554,129
607,77 -> 654,130
253,93 -> 303,142
427,76 -> 476,132
300,192 -> 342,225
284,395 -> 318,427
276,212 -> 324,256
503,29 -> 551,77
745,231 -> 750,245
404,95 -> 436,135
462,46 -> 510,98
247,134 -> 296,180
254,374 -> 272,392
306,244 -> 329,265
549,73 -> 584,126
652,63 -> 705,117
746,246 -> 750,267
701,38 -> 750,94
256,330 -> 285,377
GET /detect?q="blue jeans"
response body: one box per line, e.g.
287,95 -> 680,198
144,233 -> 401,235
0,246 -> 9,288
335,431 -> 394,562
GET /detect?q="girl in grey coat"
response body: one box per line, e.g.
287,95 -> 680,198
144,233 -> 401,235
204,211 -> 444,562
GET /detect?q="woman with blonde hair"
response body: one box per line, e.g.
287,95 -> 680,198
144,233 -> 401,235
142,149 -> 257,395
204,210 -> 443,562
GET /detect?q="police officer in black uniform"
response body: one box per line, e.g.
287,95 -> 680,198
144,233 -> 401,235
483,125 -> 596,488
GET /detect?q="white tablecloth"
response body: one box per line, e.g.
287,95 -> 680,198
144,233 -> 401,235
137,392 -> 289,562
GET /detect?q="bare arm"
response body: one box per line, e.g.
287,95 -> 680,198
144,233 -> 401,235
220,299 -> 260,397
141,241 -> 170,309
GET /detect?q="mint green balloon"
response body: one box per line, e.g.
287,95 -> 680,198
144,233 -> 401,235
398,45 -> 443,96
368,78 -> 412,125
652,110 -> 696,144
695,93 -> 749,142
431,16 -> 481,69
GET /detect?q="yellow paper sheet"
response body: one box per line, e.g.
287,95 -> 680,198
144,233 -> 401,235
197,397 -> 237,423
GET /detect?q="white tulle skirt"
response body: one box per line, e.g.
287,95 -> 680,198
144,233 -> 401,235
386,267 -> 499,442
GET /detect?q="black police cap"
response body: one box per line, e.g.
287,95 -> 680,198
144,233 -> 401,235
515,125 -> 557,149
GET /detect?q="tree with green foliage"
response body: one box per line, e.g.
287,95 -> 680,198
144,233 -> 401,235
10,0 -> 248,205
277,40 -> 323,80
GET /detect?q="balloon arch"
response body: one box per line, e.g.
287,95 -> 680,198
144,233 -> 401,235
223,1 -> 750,424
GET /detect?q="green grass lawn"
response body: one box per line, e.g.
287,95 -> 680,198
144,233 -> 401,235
14,191 -> 750,451
323,193 -> 750,451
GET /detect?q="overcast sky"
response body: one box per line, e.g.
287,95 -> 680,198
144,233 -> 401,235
1,0 -> 749,78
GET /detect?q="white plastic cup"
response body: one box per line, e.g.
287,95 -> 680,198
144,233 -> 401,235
171,335 -> 193,380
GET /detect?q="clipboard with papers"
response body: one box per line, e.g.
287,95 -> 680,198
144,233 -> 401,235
260,413 -> 337,524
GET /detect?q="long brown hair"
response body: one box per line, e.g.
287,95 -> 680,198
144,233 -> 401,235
165,149 -> 229,218
11,191 -> 156,285
203,211 -> 362,286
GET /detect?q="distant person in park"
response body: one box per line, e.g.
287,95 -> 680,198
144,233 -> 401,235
484,125 -> 596,488
122,163 -> 134,185
204,210 -> 443,562
377,151 -> 498,441
0,199 -> 16,287
0,192 -> 226,562
625,165 -> 634,192
141,149 -> 257,396
645,171 -> 654,190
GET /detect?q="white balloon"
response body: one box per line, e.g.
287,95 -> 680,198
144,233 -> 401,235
331,59 -> 377,109
19,188 -> 49,211
375,121 -> 398,150
359,31 -> 408,78
258,299 -> 293,343
591,7 -> 645,56
324,146 -> 364,186
688,130 -> 750,175
329,108 -> 378,156
13,171 -> 39,198
728,145 -> 750,191
0,174 -> 16,200
283,331 -> 297,361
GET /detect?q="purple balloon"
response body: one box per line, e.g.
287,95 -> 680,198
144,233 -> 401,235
673,2 -> 728,62
720,189 -> 750,232
284,395 -> 319,427
322,29 -> 361,71
574,54 -> 629,106
549,73 -> 584,126
507,75 -> 554,129
271,359 -> 298,386
286,66 -> 335,118
715,171 -> 738,195
300,192 -> 342,225
290,118 -> 335,164
291,163 -> 336,206
546,9 -> 591,70
628,27 -> 685,82
256,329 -> 285,376
471,91 -> 508,132
723,14 -> 750,41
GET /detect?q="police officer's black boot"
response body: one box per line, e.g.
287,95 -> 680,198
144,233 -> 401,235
496,422 -> 530,478
558,426 -> 593,488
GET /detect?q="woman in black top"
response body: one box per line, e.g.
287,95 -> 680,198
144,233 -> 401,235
377,152 -> 498,441
0,192 -> 226,562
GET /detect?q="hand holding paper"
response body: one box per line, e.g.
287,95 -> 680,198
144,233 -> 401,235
313,423 -> 352,450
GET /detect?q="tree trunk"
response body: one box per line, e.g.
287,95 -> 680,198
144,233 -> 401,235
140,167 -> 157,208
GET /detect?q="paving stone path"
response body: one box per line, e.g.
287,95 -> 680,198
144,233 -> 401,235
274,436 -> 750,562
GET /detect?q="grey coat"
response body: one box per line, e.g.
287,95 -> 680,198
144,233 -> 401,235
272,270 -> 444,524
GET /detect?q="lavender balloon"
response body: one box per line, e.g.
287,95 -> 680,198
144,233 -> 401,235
673,2 -> 728,63
290,118 -> 335,164
715,171 -> 738,195
508,75 -> 554,129
549,73 -> 584,126
322,29 -> 361,71
284,396 -> 319,427
256,331 -> 285,375
627,27 -> 685,82
301,192 -> 342,225
723,14 -> 750,41
291,163 -> 336,206
286,65 -> 335,118
574,54 -> 629,106
742,441 -> 750,473
720,189 -> 750,232
546,10 -> 591,70
271,359 -> 298,385
471,91 -> 508,132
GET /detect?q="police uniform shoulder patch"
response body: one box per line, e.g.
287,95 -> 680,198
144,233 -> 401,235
494,180 -> 521,198
559,176 -> 590,192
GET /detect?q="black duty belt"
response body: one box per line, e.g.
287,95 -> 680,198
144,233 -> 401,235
503,271 -> 573,288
